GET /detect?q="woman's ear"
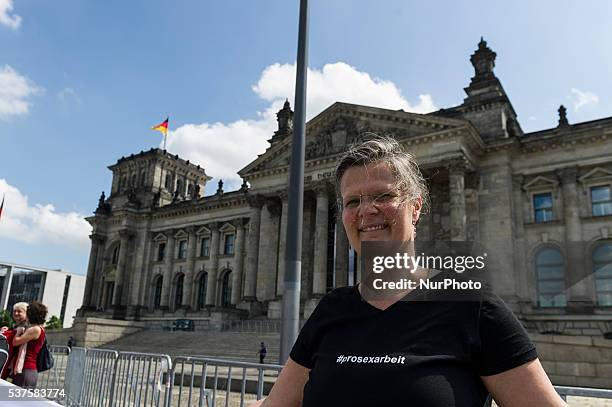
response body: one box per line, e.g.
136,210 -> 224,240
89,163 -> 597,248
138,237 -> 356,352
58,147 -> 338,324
412,196 -> 423,224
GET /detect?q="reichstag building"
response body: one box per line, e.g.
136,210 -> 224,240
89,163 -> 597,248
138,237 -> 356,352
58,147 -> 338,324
79,39 -> 612,336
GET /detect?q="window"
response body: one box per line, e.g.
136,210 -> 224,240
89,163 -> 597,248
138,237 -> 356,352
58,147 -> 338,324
535,248 -> 566,307
157,243 -> 166,262
197,273 -> 208,309
153,276 -> 163,309
177,240 -> 187,259
593,243 -> 612,306
200,238 -> 210,257
139,171 -> 146,186
164,172 -> 174,190
224,234 -> 235,255
591,186 -> 612,217
221,271 -> 232,307
111,245 -> 120,265
533,193 -> 553,223
60,275 -> 71,324
174,274 -> 184,309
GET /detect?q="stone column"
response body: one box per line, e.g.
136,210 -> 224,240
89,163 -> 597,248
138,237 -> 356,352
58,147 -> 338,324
83,233 -> 106,309
511,175 -> 529,309
127,228 -> 152,316
334,216 -> 349,287
276,192 -> 289,297
112,229 -> 133,308
205,222 -> 220,306
91,242 -> 106,309
244,195 -> 263,300
313,183 -> 330,295
159,231 -> 175,309
182,226 -> 198,309
258,199 -> 281,300
558,167 -> 592,311
449,160 -> 467,241
231,218 -> 246,305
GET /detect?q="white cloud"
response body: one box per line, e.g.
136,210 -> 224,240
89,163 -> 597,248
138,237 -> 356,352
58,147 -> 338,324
0,179 -> 92,249
570,88 -> 599,112
0,65 -> 43,119
167,62 -> 436,187
0,0 -> 21,29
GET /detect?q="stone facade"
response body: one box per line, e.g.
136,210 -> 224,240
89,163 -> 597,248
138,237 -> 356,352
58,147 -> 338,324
79,39 -> 612,336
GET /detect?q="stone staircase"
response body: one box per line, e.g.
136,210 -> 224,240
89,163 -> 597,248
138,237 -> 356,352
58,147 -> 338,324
101,330 -> 281,363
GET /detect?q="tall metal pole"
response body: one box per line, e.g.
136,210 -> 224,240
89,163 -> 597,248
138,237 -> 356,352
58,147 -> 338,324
280,0 -> 309,364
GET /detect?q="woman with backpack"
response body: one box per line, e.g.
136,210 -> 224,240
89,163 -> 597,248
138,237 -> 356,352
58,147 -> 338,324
10,301 -> 48,388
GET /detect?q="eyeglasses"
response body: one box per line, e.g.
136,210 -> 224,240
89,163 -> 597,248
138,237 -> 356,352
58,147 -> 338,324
340,190 -> 405,212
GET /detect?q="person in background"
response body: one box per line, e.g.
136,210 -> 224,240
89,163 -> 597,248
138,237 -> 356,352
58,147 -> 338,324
67,336 -> 75,350
11,301 -> 48,388
0,302 -> 30,380
258,342 -> 267,364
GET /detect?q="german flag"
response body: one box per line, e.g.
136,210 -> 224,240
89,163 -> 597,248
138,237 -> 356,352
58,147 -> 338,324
151,117 -> 169,136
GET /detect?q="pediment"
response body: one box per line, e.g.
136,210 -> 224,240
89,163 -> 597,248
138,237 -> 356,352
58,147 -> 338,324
523,175 -> 559,191
196,226 -> 211,236
174,229 -> 188,239
219,222 -> 236,233
152,233 -> 167,242
579,167 -> 612,183
239,102 -> 469,177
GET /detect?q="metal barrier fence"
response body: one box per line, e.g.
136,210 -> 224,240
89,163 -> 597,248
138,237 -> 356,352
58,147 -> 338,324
555,386 -> 612,401
39,345 -> 71,403
221,320 -> 306,333
35,347 -> 612,406
169,356 -> 283,407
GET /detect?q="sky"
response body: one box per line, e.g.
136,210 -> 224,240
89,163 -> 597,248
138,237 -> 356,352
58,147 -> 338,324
0,0 -> 611,276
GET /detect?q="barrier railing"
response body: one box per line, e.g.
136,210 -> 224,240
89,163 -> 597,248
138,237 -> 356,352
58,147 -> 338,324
169,356 -> 282,407
109,351 -> 172,407
221,319 -> 306,333
555,385 -> 612,401
38,345 -> 71,403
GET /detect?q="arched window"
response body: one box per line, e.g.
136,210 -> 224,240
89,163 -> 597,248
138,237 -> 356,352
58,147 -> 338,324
221,271 -> 232,307
174,274 -> 184,309
187,183 -> 193,198
197,273 -> 208,309
139,171 -> 146,186
535,248 -> 566,307
121,176 -> 128,191
130,173 -> 137,187
176,179 -> 184,195
153,276 -> 163,309
593,243 -> 612,306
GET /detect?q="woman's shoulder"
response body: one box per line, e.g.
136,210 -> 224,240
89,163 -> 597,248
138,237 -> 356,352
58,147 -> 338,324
319,285 -> 359,305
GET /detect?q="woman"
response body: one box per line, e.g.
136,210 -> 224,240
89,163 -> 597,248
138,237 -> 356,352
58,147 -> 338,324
0,302 -> 29,379
11,301 -> 47,388
255,136 -> 566,406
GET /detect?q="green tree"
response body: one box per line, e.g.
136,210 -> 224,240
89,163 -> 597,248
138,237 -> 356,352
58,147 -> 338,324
0,309 -> 11,327
45,315 -> 63,330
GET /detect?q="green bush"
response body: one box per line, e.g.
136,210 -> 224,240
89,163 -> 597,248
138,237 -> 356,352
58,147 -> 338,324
45,315 -> 63,330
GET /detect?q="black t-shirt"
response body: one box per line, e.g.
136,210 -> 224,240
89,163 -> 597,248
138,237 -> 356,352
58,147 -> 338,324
290,281 -> 537,407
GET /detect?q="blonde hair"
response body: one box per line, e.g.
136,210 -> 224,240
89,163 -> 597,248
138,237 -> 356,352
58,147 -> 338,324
12,302 -> 28,312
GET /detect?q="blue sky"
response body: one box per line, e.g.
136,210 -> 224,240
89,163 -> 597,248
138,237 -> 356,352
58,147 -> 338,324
1,0 -> 611,275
